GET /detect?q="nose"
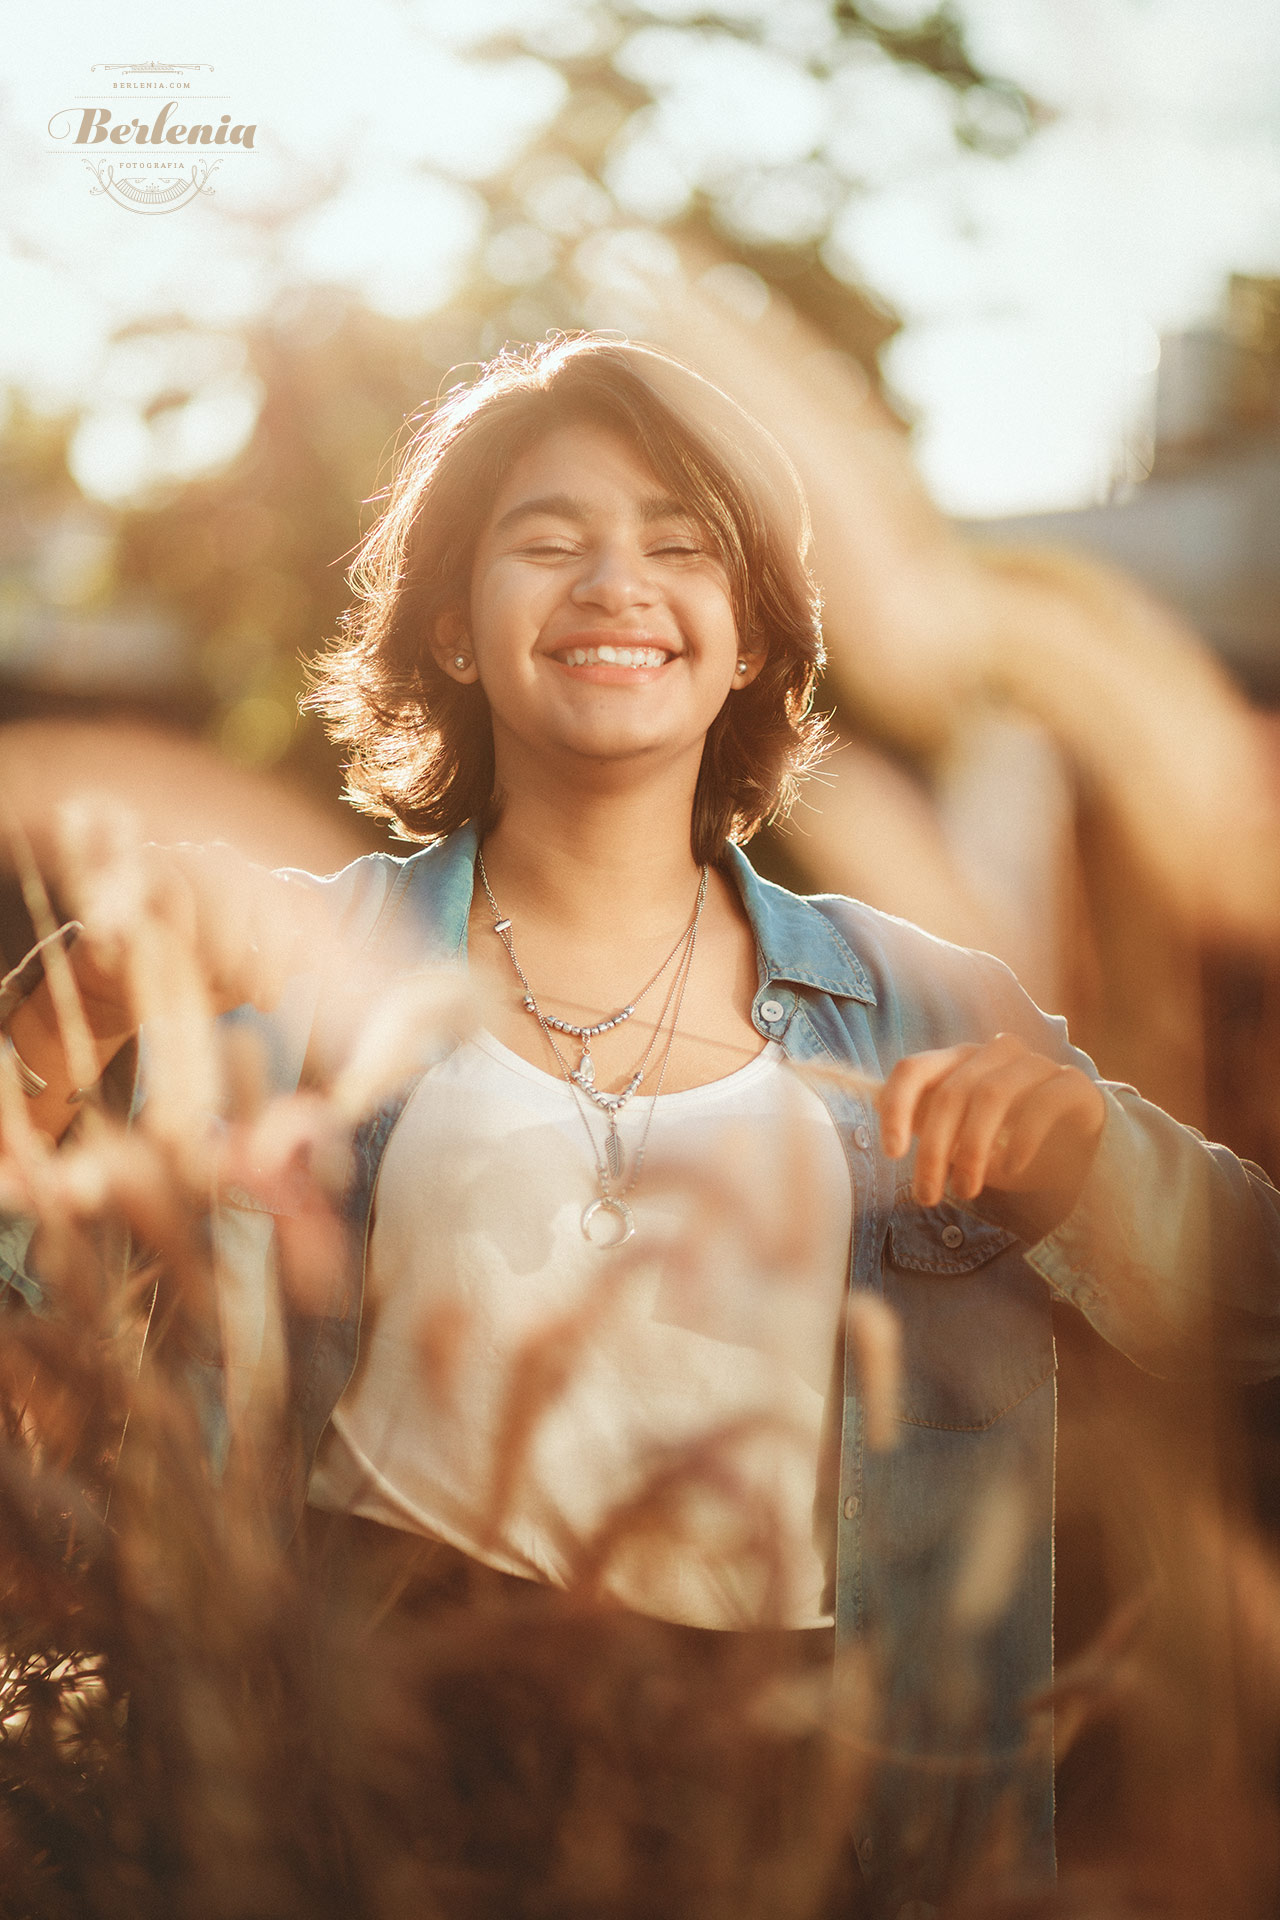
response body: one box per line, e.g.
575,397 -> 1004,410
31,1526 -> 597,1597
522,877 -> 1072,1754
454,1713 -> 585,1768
569,538 -> 657,614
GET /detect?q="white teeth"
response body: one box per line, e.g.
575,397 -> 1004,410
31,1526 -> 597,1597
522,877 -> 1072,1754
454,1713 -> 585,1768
558,645 -> 670,669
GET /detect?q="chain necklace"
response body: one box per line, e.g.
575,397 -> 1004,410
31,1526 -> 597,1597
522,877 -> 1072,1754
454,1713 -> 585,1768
477,851 -> 698,1100
476,853 -> 708,1248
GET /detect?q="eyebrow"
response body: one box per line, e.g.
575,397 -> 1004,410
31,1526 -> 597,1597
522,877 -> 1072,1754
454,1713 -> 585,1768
491,491 -> 695,535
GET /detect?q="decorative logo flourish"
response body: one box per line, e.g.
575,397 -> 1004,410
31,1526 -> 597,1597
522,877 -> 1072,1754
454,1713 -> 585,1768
84,159 -> 222,215
90,62 -> 213,76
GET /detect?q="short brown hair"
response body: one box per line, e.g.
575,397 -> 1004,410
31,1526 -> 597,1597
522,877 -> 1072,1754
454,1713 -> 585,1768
303,334 -> 826,864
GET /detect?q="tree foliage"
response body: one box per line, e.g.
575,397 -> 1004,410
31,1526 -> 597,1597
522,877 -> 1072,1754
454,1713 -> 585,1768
2,3 -> 1035,817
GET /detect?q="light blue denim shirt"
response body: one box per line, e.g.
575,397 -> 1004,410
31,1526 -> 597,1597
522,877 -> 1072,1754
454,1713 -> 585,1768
6,821 -> 1280,1915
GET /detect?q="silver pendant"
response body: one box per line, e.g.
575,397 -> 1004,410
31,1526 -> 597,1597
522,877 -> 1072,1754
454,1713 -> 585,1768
581,1196 -> 635,1248
606,1123 -> 623,1181
575,1046 -> 595,1086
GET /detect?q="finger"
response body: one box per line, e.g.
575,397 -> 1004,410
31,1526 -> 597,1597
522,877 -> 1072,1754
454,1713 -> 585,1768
158,853 -> 242,1009
898,1035 -> 1029,1201
207,858 -> 281,1008
142,844 -> 204,943
175,847 -> 295,1013
941,1055 -> 1061,1202
879,1045 -> 978,1158
240,871 -> 329,1011
987,1071 -> 1107,1192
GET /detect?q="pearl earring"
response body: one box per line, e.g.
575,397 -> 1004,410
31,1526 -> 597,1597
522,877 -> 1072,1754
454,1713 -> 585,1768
735,659 -> 749,675
453,654 -> 470,671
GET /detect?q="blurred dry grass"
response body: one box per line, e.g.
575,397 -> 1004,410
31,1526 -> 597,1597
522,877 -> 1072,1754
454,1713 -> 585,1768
0,768 -> 1276,1919
0,784 -> 882,1919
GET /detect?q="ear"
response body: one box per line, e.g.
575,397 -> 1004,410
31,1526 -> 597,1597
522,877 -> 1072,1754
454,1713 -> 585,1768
432,608 -> 480,685
731,645 -> 765,690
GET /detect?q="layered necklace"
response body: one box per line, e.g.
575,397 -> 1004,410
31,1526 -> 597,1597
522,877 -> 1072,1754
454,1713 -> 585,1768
476,851 -> 708,1249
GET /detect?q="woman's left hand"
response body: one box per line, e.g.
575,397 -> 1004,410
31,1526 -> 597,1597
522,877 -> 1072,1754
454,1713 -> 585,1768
878,1033 -> 1107,1211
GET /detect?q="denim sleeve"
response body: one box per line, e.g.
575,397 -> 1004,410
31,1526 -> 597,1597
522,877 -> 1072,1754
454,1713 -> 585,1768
943,945 -> 1280,1383
829,899 -> 1280,1385
1022,1083 -> 1280,1382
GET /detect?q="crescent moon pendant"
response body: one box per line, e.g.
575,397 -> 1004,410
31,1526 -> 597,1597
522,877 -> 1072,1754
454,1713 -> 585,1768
581,1196 -> 635,1248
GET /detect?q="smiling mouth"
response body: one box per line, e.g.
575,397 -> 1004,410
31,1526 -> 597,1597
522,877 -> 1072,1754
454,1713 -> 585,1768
551,643 -> 674,669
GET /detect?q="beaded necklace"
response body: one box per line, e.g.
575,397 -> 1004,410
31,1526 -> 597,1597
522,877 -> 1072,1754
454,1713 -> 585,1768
476,853 -> 708,1247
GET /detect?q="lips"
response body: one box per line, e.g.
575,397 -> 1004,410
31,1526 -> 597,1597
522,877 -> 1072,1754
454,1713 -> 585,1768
552,642 -> 672,669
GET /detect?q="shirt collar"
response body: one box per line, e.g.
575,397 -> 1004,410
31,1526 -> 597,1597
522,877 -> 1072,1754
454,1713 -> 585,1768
403,824 -> 876,1006
720,842 -> 877,1005
399,820 -> 481,960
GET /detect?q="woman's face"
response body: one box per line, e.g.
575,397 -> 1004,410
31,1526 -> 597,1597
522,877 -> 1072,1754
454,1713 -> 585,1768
449,419 -> 755,787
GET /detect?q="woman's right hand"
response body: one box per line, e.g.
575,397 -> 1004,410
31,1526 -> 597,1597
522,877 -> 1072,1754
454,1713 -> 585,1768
5,842 -> 316,1140
79,840 -> 315,1021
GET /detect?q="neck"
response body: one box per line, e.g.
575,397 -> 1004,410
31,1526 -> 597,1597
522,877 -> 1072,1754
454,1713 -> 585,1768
479,779 -> 705,939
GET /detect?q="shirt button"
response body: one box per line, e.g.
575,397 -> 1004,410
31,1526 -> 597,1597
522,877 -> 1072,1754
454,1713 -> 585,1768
854,1124 -> 871,1152
759,999 -> 785,1023
941,1223 -> 965,1249
842,1494 -> 860,1521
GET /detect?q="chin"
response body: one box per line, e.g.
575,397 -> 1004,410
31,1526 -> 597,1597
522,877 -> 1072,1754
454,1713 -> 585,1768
566,728 -> 675,764
494,699 -> 715,777
542,703 -> 677,752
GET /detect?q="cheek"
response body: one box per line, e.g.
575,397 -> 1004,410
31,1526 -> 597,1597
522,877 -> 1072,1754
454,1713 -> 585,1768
693,585 -> 741,662
695,563 -> 739,638
469,566 -> 543,658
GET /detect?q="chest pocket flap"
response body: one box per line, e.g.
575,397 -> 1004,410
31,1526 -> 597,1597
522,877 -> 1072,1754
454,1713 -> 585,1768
884,1200 -> 1053,1432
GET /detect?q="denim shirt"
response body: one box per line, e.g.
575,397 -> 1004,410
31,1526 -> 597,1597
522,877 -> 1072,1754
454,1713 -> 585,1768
6,822 -> 1280,1915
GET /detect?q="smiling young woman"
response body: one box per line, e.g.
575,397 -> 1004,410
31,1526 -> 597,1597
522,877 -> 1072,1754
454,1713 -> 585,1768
306,336 -> 826,860
5,334 -> 1280,1914
302,340 -> 839,1201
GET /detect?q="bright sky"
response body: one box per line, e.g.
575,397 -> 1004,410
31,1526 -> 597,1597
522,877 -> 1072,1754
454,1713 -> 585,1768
3,0 -> 1279,516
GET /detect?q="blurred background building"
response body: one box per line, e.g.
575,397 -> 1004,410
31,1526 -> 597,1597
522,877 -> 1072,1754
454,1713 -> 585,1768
970,274 -> 1280,702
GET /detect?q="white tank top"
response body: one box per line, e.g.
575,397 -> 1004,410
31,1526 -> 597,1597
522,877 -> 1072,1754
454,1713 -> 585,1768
308,1030 -> 852,1629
